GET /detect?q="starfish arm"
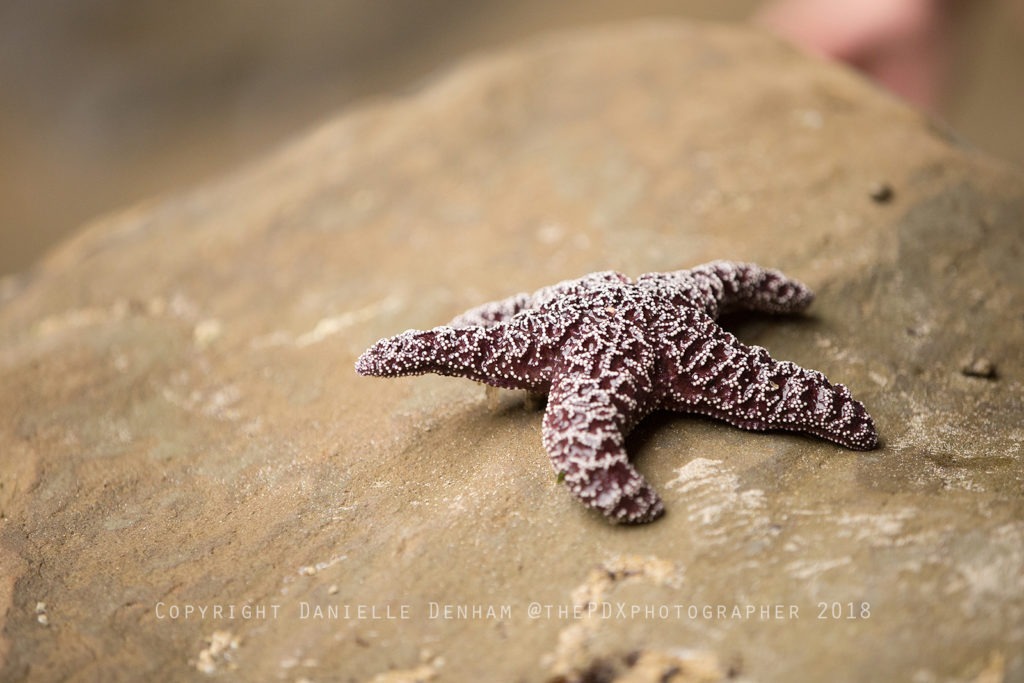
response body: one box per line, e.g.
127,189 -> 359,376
447,271 -> 631,328
640,261 -> 814,318
542,332 -> 664,523
659,309 -> 878,450
448,293 -> 532,329
355,314 -> 558,391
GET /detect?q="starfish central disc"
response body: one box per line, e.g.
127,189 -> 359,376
356,261 -> 878,524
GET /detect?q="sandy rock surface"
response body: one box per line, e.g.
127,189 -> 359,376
1,21 -> 1022,682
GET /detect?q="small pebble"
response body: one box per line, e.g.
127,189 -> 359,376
962,357 -> 997,379
869,182 -> 894,204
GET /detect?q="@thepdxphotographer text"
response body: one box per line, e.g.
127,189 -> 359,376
153,601 -> 871,622
527,602 -> 871,620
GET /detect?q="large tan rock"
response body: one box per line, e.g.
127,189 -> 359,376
1,20 -> 1022,682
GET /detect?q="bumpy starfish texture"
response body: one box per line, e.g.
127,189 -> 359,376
356,261 -> 878,524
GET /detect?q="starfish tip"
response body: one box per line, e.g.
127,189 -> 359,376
354,354 -> 372,375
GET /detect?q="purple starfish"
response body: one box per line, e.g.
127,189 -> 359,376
356,261 -> 878,524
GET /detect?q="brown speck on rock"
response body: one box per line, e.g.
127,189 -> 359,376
962,356 -> 997,379
869,182 -> 894,204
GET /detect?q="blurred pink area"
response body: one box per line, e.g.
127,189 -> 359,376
756,0 -> 955,110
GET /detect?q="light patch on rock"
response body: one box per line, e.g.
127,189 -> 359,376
195,630 -> 241,674
281,554 -> 349,596
193,318 -> 223,348
889,398 -> 1018,489
971,651 -> 1006,683
366,659 -> 441,683
546,555 -> 685,681
248,295 -> 402,350
280,654 -> 320,671
568,555 -> 682,609
34,300 -> 129,337
167,292 -> 200,320
536,220 -> 566,245
295,295 -> 402,348
954,522 -> 1024,613
785,556 -> 853,581
444,492 -> 468,514
162,382 -> 243,421
298,554 -> 348,577
867,370 -> 889,388
33,294 -> 205,340
835,508 -> 916,546
919,458 -> 987,493
792,108 -> 823,130
665,458 -> 768,543
249,330 -> 293,349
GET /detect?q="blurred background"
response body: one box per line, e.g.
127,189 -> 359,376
1,0 -> 1022,277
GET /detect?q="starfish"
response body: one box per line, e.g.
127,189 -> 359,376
356,261 -> 878,524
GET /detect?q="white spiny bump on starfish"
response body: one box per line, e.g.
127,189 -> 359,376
356,261 -> 878,524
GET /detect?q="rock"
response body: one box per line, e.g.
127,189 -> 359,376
1,20 -> 1022,682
